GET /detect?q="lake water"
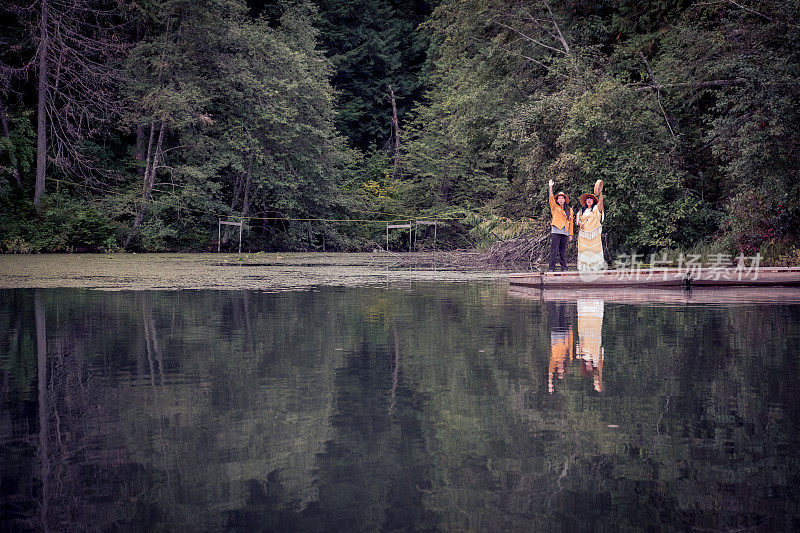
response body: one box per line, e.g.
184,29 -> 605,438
1,284 -> 799,531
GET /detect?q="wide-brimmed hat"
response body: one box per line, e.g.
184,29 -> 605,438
555,191 -> 569,202
579,193 -> 598,207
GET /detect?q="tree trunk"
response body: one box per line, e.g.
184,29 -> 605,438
224,154 -> 254,246
224,171 -> 243,245
439,141 -> 451,203
34,0 -> 49,205
35,291 -> 49,531
242,153 -> 253,218
0,94 -> 22,189
388,84 -> 401,179
142,121 -> 157,192
149,121 -> 166,192
142,299 -> 165,387
230,173 -> 242,211
388,324 -> 401,414
126,119 -> 165,248
134,124 -> 147,175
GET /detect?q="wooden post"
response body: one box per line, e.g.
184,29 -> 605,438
387,223 -> 412,252
218,219 -> 244,253
415,221 -> 438,253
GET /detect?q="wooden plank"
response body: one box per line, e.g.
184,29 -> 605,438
508,267 -> 800,288
219,221 -> 242,227
508,285 -> 800,304
387,224 -> 412,229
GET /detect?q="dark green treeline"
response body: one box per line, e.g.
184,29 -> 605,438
1,0 -> 799,256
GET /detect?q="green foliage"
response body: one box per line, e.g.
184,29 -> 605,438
69,208 -> 119,252
118,0 -> 355,251
555,80 -> 699,252
0,0 -> 798,256
0,105 -> 35,194
609,0 -> 693,36
1,193 -> 118,253
400,0 -> 800,258
347,150 -> 403,215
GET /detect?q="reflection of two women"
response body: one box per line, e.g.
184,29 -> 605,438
576,298 -> 604,392
547,299 -> 605,393
548,302 -> 573,394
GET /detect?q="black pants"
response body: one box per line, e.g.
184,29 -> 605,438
549,233 -> 568,271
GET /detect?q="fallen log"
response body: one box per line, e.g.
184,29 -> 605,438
482,233 -> 551,267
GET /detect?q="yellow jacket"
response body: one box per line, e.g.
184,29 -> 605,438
549,191 -> 574,236
549,327 -> 573,393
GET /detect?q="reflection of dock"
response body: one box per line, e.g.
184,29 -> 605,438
509,267 -> 800,289
509,284 -> 800,304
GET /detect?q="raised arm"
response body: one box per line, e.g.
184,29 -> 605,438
548,179 -> 556,209
595,180 -> 604,213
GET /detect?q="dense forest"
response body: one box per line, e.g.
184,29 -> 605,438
0,0 -> 798,259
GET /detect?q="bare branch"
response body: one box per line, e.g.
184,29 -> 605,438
542,0 -> 570,54
494,43 -> 565,77
632,79 -> 747,91
639,51 -> 676,138
725,0 -> 778,23
491,19 -> 566,55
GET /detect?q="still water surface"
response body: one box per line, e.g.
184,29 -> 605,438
1,284 -> 799,531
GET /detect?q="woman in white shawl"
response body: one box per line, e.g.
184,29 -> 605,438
576,180 -> 606,272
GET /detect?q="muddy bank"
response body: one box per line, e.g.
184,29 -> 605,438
0,252 -> 514,290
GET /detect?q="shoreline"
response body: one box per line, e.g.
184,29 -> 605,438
3,251 -> 798,292
0,252 -> 511,291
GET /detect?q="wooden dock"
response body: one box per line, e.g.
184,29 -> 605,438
508,285 -> 800,305
508,267 -> 800,289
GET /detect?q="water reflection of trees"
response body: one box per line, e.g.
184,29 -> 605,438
1,288 -> 799,530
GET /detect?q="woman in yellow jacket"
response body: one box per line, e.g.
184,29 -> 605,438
547,179 -> 573,271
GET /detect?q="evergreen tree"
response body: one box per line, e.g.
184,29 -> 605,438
313,0 -> 435,150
